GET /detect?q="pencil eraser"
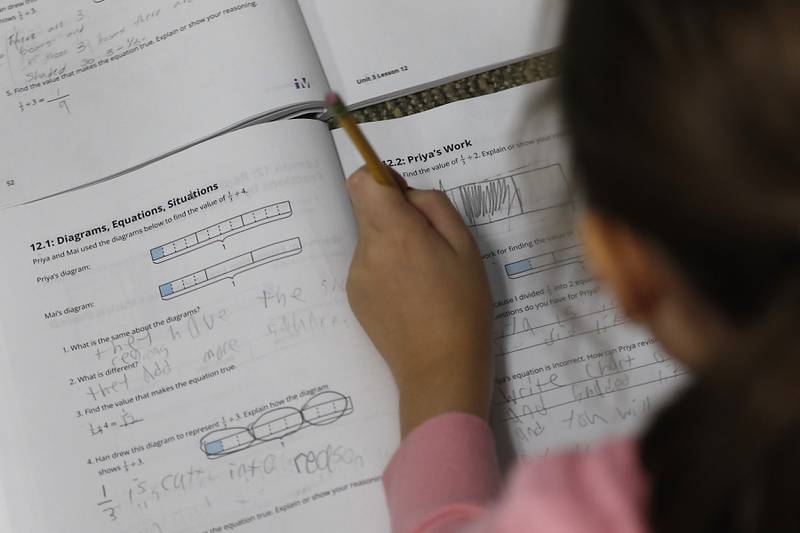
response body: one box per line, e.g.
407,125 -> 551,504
325,92 -> 341,106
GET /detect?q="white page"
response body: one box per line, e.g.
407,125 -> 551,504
0,120 -> 397,533
0,490 -> 9,533
0,333 -> 13,533
299,0 -> 565,107
335,81 -> 689,462
0,0 -> 329,208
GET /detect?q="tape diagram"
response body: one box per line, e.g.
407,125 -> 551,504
149,200 -> 303,300
444,164 -> 572,228
199,391 -> 354,459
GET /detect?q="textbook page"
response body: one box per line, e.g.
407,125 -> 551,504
0,334 -> 13,533
0,0 -> 329,208
0,120 -> 396,533
299,0 -> 565,107
0,488 -> 10,533
334,81 -> 689,461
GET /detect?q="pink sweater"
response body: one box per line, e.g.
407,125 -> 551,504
383,414 -> 650,533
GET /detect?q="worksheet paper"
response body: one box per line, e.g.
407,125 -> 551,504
334,81 -> 689,461
0,121 -> 396,533
0,490 -> 10,533
0,0 -> 328,208
0,335 -> 13,533
299,0 -> 565,107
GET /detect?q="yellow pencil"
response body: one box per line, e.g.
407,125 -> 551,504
326,92 -> 400,189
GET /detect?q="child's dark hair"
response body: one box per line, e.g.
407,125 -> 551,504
562,1 -> 800,531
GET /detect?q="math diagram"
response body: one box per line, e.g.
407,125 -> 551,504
150,200 -> 304,300
158,238 -> 303,300
443,164 -> 572,228
505,245 -> 585,280
199,391 -> 354,459
150,202 -> 293,263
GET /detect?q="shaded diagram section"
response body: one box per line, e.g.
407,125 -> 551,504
444,164 -> 572,227
158,237 -> 302,300
505,245 -> 585,280
150,201 -> 293,264
199,391 -> 354,459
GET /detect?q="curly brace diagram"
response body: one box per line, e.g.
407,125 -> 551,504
158,237 -> 303,300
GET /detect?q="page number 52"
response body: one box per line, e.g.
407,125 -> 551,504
6,179 -> 14,187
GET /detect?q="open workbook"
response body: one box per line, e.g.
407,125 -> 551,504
0,81 -> 687,532
0,0 -> 564,208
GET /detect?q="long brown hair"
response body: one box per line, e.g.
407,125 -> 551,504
561,1 -> 800,531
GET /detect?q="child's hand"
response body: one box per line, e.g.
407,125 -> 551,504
346,168 -> 494,437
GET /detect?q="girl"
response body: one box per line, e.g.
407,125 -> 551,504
345,1 -> 800,532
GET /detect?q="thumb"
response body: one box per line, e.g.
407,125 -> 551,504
346,166 -> 416,235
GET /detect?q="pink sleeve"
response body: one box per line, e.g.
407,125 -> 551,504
382,413 -> 501,533
383,414 -> 650,533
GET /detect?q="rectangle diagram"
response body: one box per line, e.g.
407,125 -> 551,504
150,201 -> 293,263
446,165 -> 572,227
505,245 -> 585,280
159,237 -> 303,300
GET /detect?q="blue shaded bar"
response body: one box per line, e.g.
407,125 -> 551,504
150,247 -> 165,261
159,283 -> 174,298
505,246 -> 585,280
505,260 -> 533,277
204,441 -> 224,455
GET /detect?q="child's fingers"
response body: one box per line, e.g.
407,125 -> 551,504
407,189 -> 477,255
387,167 -> 410,192
346,166 -> 416,236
